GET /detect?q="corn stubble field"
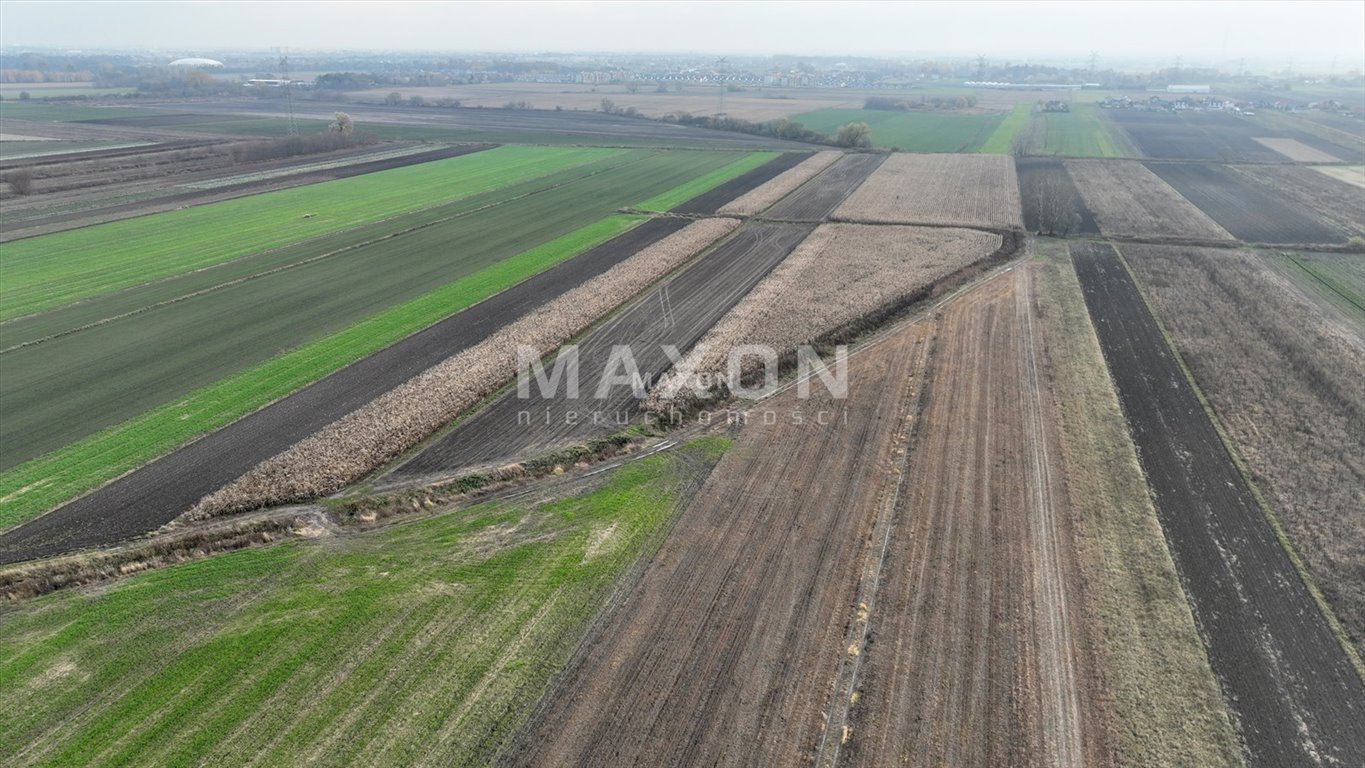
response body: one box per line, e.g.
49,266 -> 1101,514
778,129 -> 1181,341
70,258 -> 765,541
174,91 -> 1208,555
3,97 -> 1365,768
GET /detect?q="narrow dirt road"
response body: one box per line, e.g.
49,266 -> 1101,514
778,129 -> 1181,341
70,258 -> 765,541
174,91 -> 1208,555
840,269 -> 1109,767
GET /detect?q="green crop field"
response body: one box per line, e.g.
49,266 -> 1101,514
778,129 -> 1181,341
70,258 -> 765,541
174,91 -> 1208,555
978,104 -> 1033,154
0,145 -> 620,319
0,436 -> 729,767
792,107 -> 1005,152
1033,104 -> 1135,157
1275,252 -> 1365,324
0,147 -> 769,527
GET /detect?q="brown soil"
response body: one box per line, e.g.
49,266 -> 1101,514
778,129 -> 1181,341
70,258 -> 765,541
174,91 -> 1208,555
842,269 -> 1112,767
505,270 -> 1114,767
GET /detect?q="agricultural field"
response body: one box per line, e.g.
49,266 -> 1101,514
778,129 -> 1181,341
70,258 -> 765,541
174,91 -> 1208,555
1272,251 -> 1365,323
792,106 -> 1006,151
0,436 -> 730,767
0,148 -> 786,549
1231,164 -> 1365,239
1065,159 -> 1233,241
834,152 -> 1024,229
842,271 -> 1110,767
509,311 -> 938,766
759,152 -> 884,220
654,222 -> 1003,406
193,218 -> 742,518
1031,243 -> 1242,767
1122,246 -> 1365,657
1014,158 -> 1099,235
717,149 -> 841,215
1073,243 -> 1365,766
1105,109 -> 1352,162
1146,162 -> 1347,244
1030,104 -> 1137,157
391,220 -> 816,478
1316,164 -> 1365,188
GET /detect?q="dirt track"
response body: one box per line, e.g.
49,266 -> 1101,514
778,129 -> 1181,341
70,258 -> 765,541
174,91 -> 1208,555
841,269 -> 1109,767
1073,242 -> 1365,766
504,306 -> 934,768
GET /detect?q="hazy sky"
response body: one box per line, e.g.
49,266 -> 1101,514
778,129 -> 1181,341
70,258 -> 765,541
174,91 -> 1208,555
3,1 -> 1363,66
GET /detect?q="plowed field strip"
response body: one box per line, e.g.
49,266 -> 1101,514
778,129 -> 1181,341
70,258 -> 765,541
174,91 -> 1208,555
1071,242 -> 1365,766
844,270 -> 1105,767
504,322 -> 932,767
391,221 -> 815,477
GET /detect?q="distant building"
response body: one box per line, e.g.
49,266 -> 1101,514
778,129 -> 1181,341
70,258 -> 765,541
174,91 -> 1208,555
169,57 -> 224,69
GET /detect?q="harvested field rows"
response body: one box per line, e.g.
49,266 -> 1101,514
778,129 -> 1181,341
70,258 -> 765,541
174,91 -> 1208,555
760,152 -> 885,221
1123,245 -> 1365,658
192,218 -> 741,517
392,221 -> 816,478
1065,159 -> 1232,241
1015,157 -> 1099,235
506,312 -> 936,767
1032,244 -> 1242,767
717,150 -> 842,215
1146,162 -> 1347,244
844,270 -> 1109,768
1233,165 -> 1365,238
1316,164 -> 1365,189
1104,110 -> 1333,162
1253,136 -> 1344,163
653,222 -> 1001,407
833,153 -> 1023,230
1072,242 -> 1365,767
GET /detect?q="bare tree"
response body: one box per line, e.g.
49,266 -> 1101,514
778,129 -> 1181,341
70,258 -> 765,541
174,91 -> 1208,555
600,98 -> 616,114
384,91 -> 402,106
835,122 -> 872,148
8,168 -> 34,196
329,112 -> 354,134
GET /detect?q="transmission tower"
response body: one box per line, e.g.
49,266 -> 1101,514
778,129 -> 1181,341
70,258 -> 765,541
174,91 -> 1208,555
1088,51 -> 1098,80
976,55 -> 986,79
277,47 -> 298,136
714,56 -> 728,117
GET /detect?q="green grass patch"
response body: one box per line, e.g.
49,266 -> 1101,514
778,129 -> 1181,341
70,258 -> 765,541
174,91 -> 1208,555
0,436 -> 729,767
1273,252 -> 1365,324
1034,104 -> 1134,157
0,216 -> 639,531
978,104 -> 1033,154
792,107 -> 1004,151
634,150 -> 777,210
0,102 -> 159,122
0,145 -> 619,320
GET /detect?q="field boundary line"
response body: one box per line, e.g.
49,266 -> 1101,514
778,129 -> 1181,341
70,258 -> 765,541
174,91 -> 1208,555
1111,243 -> 1365,677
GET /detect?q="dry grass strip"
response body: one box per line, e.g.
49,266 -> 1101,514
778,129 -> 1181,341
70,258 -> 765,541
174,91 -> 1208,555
833,153 -> 1024,230
189,218 -> 740,518
717,151 -> 843,216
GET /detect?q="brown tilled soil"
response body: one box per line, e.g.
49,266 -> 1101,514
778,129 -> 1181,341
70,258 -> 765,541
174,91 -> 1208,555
841,269 -> 1112,768
504,314 -> 935,768
505,270 -> 1113,767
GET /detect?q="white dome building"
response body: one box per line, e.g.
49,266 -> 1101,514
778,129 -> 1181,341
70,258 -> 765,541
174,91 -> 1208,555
169,58 -> 225,69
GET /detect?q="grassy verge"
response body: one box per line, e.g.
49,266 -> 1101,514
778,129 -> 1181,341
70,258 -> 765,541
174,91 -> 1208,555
1032,240 -> 1243,767
0,435 -> 730,767
634,150 -> 776,210
1,145 -> 618,319
977,104 -> 1032,154
0,216 -> 640,531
